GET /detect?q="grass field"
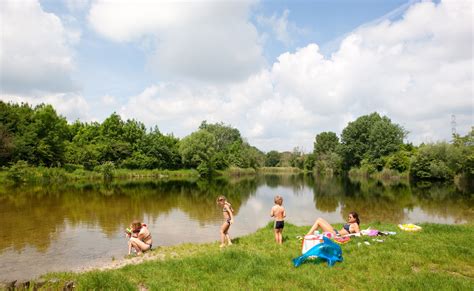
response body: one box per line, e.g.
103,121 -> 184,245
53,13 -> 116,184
36,222 -> 474,290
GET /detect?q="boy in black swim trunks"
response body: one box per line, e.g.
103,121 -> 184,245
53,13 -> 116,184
270,195 -> 286,244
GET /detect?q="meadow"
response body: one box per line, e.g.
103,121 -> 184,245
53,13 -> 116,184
32,223 -> 473,290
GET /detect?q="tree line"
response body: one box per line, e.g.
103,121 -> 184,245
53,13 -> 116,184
1,101 -> 472,183
278,113 -> 473,184
0,102 -> 265,176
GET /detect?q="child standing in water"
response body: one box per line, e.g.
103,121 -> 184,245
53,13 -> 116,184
217,196 -> 234,248
270,195 -> 286,244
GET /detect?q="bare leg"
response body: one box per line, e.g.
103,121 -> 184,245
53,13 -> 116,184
220,222 -> 230,247
306,218 -> 336,235
128,239 -> 133,255
226,233 -> 232,245
129,237 -> 151,255
278,229 -> 283,244
274,228 -> 279,243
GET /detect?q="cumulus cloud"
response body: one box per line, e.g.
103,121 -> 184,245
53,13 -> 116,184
119,0 -> 472,151
87,0 -> 264,82
65,0 -> 90,12
257,9 -> 305,46
100,95 -> 117,106
0,0 -> 78,95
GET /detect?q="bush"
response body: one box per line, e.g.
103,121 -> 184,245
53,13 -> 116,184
63,163 -> 84,173
410,142 -> 467,181
385,150 -> 410,173
360,159 -> 377,175
314,152 -> 342,176
95,161 -> 115,180
6,160 -> 32,183
41,167 -> 67,183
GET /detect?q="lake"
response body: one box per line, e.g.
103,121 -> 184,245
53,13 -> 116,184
0,174 -> 472,281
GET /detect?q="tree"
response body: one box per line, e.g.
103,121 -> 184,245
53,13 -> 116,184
265,151 -> 281,167
179,129 -> 217,175
314,132 -> 339,155
199,121 -> 242,152
26,104 -> 69,166
340,112 -> 405,170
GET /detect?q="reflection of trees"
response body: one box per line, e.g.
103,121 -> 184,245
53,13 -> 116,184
339,178 -> 414,223
312,176 -> 344,212
0,178 -> 258,253
259,174 -> 308,195
411,183 -> 474,223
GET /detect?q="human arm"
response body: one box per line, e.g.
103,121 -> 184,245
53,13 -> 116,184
283,207 -> 286,219
351,223 -> 360,234
270,206 -> 275,217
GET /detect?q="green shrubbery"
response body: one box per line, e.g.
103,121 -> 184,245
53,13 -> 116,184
6,160 -> 32,183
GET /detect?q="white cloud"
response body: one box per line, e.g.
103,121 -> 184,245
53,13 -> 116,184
119,0 -> 472,151
87,0 -> 264,82
0,0 -> 78,95
65,0 -> 90,12
257,9 -> 304,46
100,95 -> 117,106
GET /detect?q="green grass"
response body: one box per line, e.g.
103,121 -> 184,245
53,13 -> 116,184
258,167 -> 302,173
0,167 -> 199,185
217,166 -> 257,177
39,223 -> 474,290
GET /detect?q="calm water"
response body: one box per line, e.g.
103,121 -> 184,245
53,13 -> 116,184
0,174 -> 472,281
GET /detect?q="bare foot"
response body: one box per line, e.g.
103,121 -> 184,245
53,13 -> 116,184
219,244 -> 226,248
227,241 -> 233,246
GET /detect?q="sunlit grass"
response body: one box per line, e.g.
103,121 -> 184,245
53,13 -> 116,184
40,222 -> 474,290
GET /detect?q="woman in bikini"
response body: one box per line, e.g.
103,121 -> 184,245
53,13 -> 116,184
217,196 -> 234,248
306,211 -> 360,236
127,220 -> 152,255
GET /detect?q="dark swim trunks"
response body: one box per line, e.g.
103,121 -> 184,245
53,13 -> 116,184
274,221 -> 284,229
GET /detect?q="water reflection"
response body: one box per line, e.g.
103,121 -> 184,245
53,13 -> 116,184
0,174 -> 472,280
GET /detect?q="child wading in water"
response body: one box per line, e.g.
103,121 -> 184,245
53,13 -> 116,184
270,195 -> 286,244
217,196 -> 234,248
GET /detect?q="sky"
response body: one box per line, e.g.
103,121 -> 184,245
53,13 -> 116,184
0,0 -> 472,152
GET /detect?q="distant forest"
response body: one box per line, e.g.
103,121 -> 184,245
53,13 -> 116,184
0,101 -> 472,183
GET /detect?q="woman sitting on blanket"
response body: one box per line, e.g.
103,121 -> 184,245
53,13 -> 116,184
306,211 -> 360,236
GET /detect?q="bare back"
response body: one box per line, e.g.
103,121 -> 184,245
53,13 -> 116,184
271,205 -> 286,221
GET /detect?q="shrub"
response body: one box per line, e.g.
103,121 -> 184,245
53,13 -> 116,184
6,160 -> 32,183
95,161 -> 115,180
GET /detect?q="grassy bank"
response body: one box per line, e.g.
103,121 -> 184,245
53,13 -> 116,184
0,167 -> 200,185
217,166 -> 257,177
36,223 -> 473,290
348,167 -> 409,181
258,167 -> 302,174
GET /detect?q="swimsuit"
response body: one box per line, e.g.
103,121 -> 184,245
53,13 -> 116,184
141,232 -> 152,249
343,223 -> 351,232
223,205 -> 233,224
335,224 -> 351,235
274,220 -> 284,229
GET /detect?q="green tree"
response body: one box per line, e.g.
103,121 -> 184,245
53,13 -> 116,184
265,151 -> 281,167
199,121 -> 242,152
314,132 -> 339,155
340,112 -> 405,170
179,130 -> 217,176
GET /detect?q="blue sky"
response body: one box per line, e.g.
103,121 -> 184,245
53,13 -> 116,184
1,0 -> 472,152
